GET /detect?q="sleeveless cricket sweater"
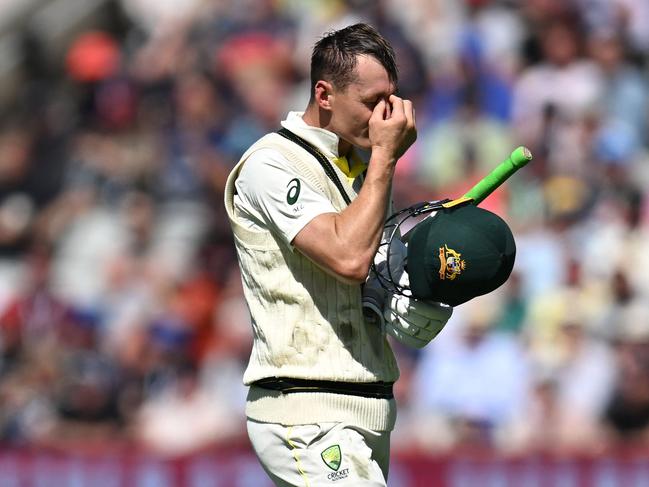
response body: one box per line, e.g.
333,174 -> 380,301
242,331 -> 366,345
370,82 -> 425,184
224,132 -> 399,431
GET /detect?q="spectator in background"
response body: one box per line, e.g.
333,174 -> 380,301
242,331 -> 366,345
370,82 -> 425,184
420,1 -> 517,125
407,294 -> 531,452
510,214 -> 569,300
524,258 -> 609,364
157,71 -> 232,204
50,308 -> 125,446
494,271 -> 528,335
0,125 -> 63,258
604,300 -> 649,446
0,246 -> 64,444
134,361 -> 243,457
0,246 -> 67,372
512,17 -> 603,176
587,29 -> 648,149
413,84 -> 514,211
501,313 -> 614,454
216,29 -> 297,158
574,0 -> 649,57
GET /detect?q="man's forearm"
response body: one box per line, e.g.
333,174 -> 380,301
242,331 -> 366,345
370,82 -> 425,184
292,154 -> 395,283
330,152 -> 395,274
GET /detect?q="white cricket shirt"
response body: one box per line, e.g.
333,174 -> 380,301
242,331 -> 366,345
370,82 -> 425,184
233,112 -> 362,247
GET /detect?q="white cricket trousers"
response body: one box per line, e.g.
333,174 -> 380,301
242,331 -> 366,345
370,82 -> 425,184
247,419 -> 391,486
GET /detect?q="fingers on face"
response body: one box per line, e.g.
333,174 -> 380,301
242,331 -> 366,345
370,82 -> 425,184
388,95 -> 415,128
371,99 -> 386,120
403,99 -> 415,128
384,99 -> 392,119
388,94 -> 404,119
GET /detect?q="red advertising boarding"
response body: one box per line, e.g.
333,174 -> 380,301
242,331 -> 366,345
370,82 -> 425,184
1,446 -> 649,486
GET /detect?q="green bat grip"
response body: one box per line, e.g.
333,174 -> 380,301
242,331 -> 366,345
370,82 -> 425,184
462,146 -> 532,205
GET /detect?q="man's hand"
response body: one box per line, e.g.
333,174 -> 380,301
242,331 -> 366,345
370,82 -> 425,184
369,95 -> 417,161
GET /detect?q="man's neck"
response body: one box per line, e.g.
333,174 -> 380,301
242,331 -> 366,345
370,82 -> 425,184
302,105 -> 352,157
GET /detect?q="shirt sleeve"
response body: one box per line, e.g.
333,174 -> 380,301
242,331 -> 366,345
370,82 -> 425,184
234,148 -> 338,247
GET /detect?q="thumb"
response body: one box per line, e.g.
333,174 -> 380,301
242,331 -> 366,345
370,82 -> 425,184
370,99 -> 387,122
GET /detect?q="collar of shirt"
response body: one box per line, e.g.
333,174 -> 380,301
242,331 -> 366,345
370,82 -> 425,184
281,111 -> 367,182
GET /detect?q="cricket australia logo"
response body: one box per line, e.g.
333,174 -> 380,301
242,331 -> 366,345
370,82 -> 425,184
321,445 -> 341,471
438,244 -> 466,281
322,445 -> 349,482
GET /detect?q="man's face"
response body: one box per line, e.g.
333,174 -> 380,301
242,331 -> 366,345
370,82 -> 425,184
328,55 -> 395,152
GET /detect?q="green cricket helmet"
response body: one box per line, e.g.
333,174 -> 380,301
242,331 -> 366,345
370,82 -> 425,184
377,201 -> 516,306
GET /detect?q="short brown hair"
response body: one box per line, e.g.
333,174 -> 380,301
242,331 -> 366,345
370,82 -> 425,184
310,23 -> 398,100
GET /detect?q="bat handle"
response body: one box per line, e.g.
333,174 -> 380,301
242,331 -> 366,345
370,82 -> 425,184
463,146 -> 533,205
510,146 -> 533,168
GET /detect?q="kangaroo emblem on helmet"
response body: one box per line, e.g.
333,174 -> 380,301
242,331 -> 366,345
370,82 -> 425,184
438,245 -> 466,281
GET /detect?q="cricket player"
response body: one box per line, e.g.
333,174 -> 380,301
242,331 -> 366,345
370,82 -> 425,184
224,23 -> 453,486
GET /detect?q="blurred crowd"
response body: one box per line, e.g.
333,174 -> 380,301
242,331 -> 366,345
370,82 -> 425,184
1,0 -> 649,459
